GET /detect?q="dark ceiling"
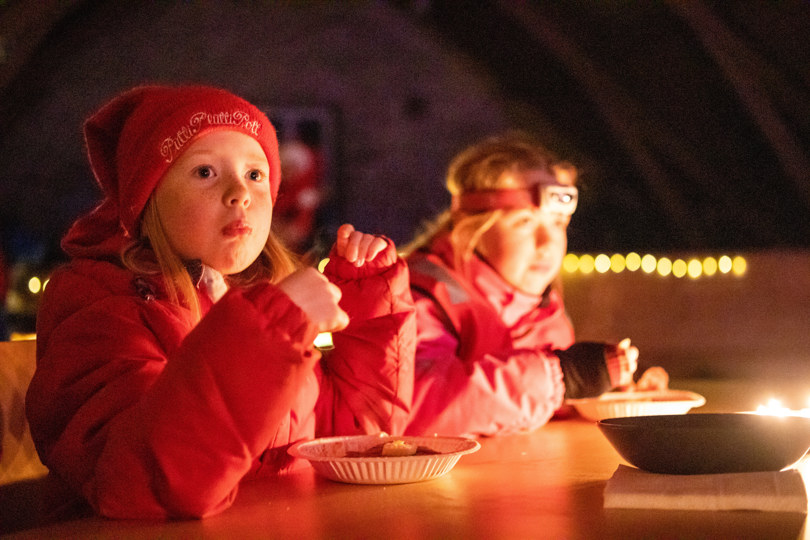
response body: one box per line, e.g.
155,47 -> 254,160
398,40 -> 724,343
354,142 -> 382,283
403,0 -> 810,251
1,0 -> 809,254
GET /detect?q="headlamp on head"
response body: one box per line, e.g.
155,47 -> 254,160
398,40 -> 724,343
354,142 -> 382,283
540,184 -> 578,216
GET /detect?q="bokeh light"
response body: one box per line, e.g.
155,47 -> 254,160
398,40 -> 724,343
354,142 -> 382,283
732,256 -> 747,276
27,276 -> 42,294
656,257 -> 672,276
687,258 -> 703,278
594,254 -> 611,273
562,253 -> 579,273
578,254 -> 595,274
702,256 -> 718,276
562,253 -> 746,279
609,253 -> 626,273
641,254 -> 657,273
625,252 -> 641,271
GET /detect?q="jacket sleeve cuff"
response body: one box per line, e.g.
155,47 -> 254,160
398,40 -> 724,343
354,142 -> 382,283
554,342 -> 613,399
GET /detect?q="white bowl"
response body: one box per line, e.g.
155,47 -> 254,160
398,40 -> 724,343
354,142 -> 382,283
288,434 -> 480,485
566,389 -> 706,421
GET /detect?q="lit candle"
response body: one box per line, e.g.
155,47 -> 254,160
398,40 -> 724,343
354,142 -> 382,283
753,398 -> 810,418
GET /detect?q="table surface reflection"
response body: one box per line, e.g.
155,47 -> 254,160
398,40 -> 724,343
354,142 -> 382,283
5,378 -> 810,540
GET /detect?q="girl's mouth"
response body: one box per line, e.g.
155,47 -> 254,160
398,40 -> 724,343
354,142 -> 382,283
222,220 -> 252,237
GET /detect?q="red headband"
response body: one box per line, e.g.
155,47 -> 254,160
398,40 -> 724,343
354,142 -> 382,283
451,188 -> 538,213
451,184 -> 578,215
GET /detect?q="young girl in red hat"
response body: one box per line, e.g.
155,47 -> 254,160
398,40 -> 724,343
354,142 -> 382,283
403,132 -> 667,437
25,85 -> 415,519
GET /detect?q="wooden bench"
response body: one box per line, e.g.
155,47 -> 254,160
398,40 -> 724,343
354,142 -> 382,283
0,339 -> 47,485
1,339 -> 91,534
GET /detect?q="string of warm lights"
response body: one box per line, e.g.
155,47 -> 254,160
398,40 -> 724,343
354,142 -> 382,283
562,253 -> 747,279
21,253 -> 748,297
7,254 -> 749,345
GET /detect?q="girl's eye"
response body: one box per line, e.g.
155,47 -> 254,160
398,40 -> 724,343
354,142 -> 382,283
247,169 -> 265,182
511,215 -> 535,228
194,165 -> 214,179
550,215 -> 570,228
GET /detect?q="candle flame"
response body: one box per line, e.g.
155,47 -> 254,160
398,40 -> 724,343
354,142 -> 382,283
753,398 -> 810,418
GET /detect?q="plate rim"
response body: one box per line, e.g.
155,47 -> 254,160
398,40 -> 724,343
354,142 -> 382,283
288,434 -> 481,462
565,389 -> 706,406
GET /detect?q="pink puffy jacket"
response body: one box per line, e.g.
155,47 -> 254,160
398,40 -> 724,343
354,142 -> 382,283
27,240 -> 415,519
406,234 -> 616,437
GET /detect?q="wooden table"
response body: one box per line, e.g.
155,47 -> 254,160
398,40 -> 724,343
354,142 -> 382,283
4,379 -> 810,539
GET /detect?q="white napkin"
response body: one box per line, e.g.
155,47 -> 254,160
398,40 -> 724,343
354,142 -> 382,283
604,465 -> 808,513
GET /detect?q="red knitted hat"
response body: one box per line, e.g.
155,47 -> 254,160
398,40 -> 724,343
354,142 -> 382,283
63,84 -> 280,257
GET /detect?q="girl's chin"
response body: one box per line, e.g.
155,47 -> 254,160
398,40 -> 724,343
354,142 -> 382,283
208,258 -> 255,276
522,285 -> 552,296
519,276 -> 554,295
209,246 -> 266,275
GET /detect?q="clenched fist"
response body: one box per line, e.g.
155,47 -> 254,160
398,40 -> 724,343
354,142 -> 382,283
278,267 -> 349,333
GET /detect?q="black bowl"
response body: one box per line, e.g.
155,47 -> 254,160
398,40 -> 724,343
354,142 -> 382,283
598,413 -> 810,475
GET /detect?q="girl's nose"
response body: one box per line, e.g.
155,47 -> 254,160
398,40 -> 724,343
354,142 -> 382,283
225,176 -> 251,207
534,224 -> 551,247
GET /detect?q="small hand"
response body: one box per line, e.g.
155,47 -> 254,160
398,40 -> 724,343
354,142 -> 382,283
635,366 -> 670,391
278,267 -> 349,333
334,223 -> 395,267
615,337 -> 639,388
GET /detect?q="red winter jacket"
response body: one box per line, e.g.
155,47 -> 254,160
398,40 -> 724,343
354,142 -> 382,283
26,242 -> 414,519
405,234 -> 616,437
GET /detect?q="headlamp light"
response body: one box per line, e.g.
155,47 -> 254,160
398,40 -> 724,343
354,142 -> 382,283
539,184 -> 578,216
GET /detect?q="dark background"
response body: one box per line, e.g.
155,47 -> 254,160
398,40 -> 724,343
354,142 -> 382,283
424,1 -> 810,252
0,0 -> 810,251
0,1 -> 808,289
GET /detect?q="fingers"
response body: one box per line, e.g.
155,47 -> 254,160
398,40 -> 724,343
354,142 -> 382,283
314,282 -> 348,333
277,268 -> 350,333
316,279 -> 349,332
617,338 -> 639,374
627,346 -> 639,371
334,223 -> 389,266
344,234 -> 372,267
332,304 -> 350,332
322,277 -> 349,328
335,223 -> 355,258
636,366 -> 670,391
361,235 -> 389,262
611,338 -> 639,390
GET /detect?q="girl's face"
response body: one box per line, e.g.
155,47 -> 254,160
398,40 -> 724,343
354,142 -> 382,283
153,130 -> 273,275
475,169 -> 571,295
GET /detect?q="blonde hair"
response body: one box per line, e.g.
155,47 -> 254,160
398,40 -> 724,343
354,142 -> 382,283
122,197 -> 300,321
403,131 -> 576,274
